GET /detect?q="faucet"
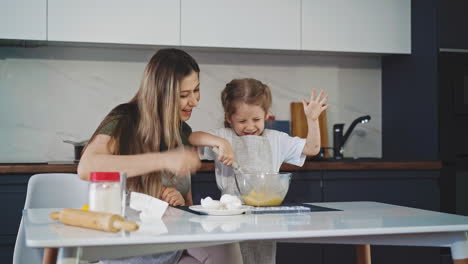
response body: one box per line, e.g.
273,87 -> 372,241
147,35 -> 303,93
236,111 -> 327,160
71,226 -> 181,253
333,115 -> 371,159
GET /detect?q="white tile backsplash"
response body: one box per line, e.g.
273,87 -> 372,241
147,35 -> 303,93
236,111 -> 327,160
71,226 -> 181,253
0,46 -> 381,162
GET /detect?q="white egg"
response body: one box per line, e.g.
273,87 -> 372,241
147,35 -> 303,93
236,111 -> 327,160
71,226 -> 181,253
220,194 -> 239,204
220,194 -> 242,209
201,197 -> 221,209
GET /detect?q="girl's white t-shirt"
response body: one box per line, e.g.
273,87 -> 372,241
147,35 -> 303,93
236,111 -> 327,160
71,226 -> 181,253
198,128 -> 307,196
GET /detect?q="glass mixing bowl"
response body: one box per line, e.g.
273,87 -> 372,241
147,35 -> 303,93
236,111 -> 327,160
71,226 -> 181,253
235,172 -> 292,207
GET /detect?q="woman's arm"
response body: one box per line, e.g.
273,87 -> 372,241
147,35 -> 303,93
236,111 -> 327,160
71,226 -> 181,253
185,189 -> 194,206
78,135 -> 201,181
302,88 -> 330,156
189,131 -> 234,166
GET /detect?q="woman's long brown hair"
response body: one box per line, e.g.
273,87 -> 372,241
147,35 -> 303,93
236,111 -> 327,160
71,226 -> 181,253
86,49 -> 200,198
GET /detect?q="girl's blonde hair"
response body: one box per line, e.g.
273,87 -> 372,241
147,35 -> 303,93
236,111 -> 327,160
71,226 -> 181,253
86,49 -> 199,198
221,78 -> 272,127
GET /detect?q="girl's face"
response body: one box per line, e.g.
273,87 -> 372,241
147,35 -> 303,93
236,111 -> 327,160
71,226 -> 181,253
179,71 -> 200,121
227,102 -> 268,136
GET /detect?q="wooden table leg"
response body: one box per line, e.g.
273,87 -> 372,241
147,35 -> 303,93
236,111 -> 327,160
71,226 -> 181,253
43,248 -> 58,264
355,244 -> 371,264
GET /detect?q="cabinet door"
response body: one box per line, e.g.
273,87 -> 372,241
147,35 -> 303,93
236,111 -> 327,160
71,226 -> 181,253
0,174 -> 32,263
439,0 -> 468,49
0,0 -> 46,40
323,170 -> 440,210
282,171 -> 322,203
48,0 -> 180,45
302,0 -> 411,54
181,0 -> 300,50
191,172 -> 220,203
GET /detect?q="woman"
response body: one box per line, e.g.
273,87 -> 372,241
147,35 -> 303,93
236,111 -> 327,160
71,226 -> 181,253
76,48 -> 242,264
78,48 -> 201,206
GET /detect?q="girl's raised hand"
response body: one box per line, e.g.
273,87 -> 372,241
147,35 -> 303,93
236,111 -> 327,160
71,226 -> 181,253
161,186 -> 185,206
302,88 -> 330,121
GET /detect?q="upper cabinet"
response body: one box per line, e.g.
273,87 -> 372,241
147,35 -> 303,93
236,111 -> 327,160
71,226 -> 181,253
0,0 -> 46,40
47,0 -> 180,46
2,0 -> 411,54
180,0 -> 301,50
302,0 -> 411,54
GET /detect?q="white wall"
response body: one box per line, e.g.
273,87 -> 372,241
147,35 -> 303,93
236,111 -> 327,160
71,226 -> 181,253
0,46 -> 381,162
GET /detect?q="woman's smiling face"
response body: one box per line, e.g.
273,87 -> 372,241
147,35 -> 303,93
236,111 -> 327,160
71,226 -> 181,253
179,71 -> 200,121
227,102 -> 268,136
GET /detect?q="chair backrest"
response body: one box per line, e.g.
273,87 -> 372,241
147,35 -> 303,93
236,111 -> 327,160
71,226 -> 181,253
13,173 -> 89,264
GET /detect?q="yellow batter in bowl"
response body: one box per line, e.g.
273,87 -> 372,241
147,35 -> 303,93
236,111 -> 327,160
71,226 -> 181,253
242,190 -> 284,206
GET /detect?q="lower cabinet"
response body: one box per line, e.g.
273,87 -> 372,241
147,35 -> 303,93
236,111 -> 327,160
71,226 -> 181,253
323,171 -> 440,210
322,170 -> 441,264
191,172 -> 221,203
0,173 -> 32,263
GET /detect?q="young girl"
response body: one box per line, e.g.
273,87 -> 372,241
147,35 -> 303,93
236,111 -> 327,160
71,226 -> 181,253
189,78 -> 329,264
190,78 -> 329,194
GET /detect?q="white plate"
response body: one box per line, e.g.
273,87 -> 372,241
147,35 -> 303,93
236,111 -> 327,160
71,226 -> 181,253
189,205 -> 251,216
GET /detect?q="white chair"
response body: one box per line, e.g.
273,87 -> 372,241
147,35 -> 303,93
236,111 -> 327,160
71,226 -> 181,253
13,173 -> 89,264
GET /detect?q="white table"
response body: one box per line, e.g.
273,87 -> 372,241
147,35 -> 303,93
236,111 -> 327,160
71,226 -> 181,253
24,202 -> 468,264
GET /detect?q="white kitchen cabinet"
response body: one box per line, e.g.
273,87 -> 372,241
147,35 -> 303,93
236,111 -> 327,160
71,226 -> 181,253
0,0 -> 46,40
302,0 -> 411,54
47,0 -> 180,46
181,0 -> 301,50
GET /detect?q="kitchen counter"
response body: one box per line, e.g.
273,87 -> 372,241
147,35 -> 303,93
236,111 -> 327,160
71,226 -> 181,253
0,160 -> 442,174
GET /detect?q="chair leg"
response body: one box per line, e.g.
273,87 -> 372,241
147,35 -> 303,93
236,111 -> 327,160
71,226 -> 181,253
355,244 -> 371,264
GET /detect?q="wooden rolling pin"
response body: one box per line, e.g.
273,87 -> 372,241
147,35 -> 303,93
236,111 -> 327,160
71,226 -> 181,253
50,208 -> 138,232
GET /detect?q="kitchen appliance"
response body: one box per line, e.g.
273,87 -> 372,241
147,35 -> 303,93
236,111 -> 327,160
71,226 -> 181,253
333,115 -> 371,160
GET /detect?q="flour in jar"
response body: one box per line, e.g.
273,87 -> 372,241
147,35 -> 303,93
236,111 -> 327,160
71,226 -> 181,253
88,172 -> 122,215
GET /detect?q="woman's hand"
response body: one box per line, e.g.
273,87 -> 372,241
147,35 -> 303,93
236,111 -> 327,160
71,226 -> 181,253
161,186 -> 185,206
302,88 -> 330,121
163,147 -> 201,176
216,139 -> 235,166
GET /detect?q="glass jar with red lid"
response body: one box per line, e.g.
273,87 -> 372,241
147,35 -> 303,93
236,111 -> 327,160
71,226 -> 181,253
88,172 -> 122,215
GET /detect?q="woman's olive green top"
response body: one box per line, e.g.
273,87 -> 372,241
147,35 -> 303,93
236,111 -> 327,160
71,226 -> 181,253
98,116 -> 193,197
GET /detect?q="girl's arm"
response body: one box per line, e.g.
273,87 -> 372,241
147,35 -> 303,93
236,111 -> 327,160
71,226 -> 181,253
303,119 -> 321,156
302,88 -> 330,156
189,131 -> 234,166
78,135 -> 201,181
